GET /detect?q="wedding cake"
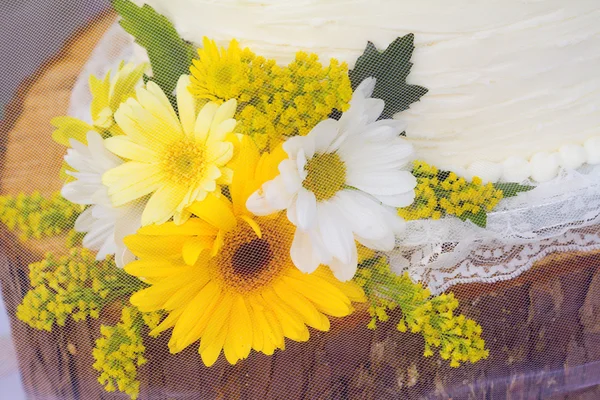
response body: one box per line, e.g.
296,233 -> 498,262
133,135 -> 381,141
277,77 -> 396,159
132,0 -> 600,183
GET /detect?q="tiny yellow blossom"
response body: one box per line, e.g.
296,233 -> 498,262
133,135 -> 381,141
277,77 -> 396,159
399,160 -> 504,224
189,38 -> 352,150
354,257 -> 489,367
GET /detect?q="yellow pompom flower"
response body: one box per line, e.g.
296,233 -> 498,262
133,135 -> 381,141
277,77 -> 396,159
102,75 -> 236,226
189,38 -> 352,150
123,136 -> 365,366
189,37 -> 254,102
52,62 -> 148,146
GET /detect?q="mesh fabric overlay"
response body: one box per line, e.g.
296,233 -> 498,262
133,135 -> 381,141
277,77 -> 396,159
2,2 -> 600,400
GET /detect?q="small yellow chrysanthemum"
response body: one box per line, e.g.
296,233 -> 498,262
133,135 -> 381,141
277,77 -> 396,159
102,75 -> 236,226
52,62 -> 148,146
189,38 -> 352,150
189,37 -> 255,103
124,136 -> 365,366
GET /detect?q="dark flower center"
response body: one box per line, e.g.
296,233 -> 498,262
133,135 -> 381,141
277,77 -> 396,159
231,238 -> 273,277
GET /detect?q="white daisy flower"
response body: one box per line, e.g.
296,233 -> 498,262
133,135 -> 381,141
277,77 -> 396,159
247,78 -> 417,281
61,131 -> 143,267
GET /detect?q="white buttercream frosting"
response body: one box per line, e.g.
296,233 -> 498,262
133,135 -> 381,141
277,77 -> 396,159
132,0 -> 600,182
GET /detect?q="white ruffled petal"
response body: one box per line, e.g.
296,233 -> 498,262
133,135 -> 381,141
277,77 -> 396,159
327,245 -> 358,282
347,169 -> 417,196
295,188 -> 317,230
74,207 -> 94,232
316,202 -> 354,265
372,192 -> 416,208
330,190 -> 388,241
290,229 -> 322,274
307,119 -> 341,153
278,159 -> 303,194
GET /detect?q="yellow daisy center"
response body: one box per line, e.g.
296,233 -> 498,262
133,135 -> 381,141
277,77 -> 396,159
214,217 -> 292,293
160,139 -> 206,185
302,152 -> 347,201
213,63 -> 236,87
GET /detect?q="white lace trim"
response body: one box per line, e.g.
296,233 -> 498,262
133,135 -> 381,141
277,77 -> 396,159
70,22 -> 600,296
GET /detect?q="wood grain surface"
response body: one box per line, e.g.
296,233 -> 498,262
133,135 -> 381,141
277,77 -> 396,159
1,10 -> 600,400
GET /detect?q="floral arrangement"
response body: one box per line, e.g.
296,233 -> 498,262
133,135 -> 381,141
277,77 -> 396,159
0,1 -> 534,398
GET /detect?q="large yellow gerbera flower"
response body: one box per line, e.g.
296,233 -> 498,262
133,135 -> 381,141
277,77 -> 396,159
124,136 -> 365,366
102,75 -> 235,226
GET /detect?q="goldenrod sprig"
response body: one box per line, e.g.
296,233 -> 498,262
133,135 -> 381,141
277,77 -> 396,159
398,161 -> 504,227
93,306 -> 158,400
355,257 -> 489,367
0,191 -> 82,241
190,39 -> 352,150
16,248 -> 144,331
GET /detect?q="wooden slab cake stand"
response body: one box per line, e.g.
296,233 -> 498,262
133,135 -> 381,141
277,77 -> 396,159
2,11 -> 600,400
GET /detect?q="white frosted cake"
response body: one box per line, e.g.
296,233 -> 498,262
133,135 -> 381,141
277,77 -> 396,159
131,0 -> 600,182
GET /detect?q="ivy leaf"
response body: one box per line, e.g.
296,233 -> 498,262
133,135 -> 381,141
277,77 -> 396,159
349,34 -> 428,119
111,0 -> 196,97
493,183 -> 535,198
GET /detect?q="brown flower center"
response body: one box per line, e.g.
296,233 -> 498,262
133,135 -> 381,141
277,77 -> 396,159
215,216 -> 293,293
231,238 -> 273,277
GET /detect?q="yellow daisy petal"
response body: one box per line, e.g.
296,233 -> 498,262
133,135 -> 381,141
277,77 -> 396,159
194,102 -> 219,142
187,194 -> 237,232
182,237 -> 212,265
104,135 -> 157,163
199,292 -> 234,366
142,184 -> 187,226
223,296 -> 253,364
138,219 -> 217,237
176,75 -> 197,136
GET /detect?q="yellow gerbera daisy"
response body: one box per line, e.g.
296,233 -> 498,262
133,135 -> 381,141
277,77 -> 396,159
189,37 -> 251,103
102,75 -> 236,226
124,136 -> 365,366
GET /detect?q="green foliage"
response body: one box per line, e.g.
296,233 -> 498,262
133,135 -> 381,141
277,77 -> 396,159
16,248 -> 144,331
0,192 -> 81,241
349,34 -> 428,119
493,182 -> 535,198
355,257 -> 489,367
112,0 -> 196,97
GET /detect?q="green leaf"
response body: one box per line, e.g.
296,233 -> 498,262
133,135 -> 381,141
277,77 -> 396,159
493,182 -> 535,198
349,34 -> 428,119
465,210 -> 488,228
111,0 -> 196,97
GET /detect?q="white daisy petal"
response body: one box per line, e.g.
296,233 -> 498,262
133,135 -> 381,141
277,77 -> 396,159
246,190 -> 277,216
278,159 -> 303,193
296,148 -> 308,179
263,175 -> 295,210
290,229 -> 321,274
347,170 -> 417,196
316,202 -> 354,265
331,190 -> 387,241
328,245 -> 358,282
307,119 -> 340,153
282,136 -> 305,159
74,207 -> 94,232
295,188 -> 317,230
372,192 -> 416,208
